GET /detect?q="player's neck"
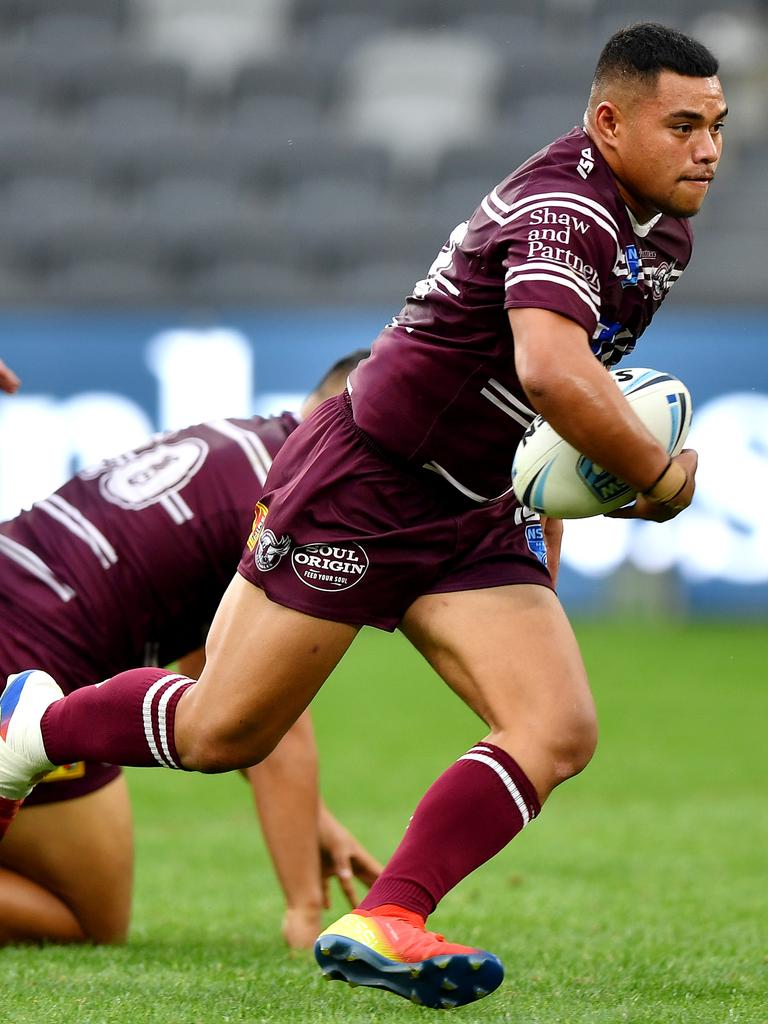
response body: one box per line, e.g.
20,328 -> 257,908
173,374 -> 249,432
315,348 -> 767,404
584,126 -> 659,224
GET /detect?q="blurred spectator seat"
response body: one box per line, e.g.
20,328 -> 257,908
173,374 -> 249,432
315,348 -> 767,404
338,30 -> 503,174
292,14 -> 392,85
44,257 -> 170,305
134,0 -> 290,87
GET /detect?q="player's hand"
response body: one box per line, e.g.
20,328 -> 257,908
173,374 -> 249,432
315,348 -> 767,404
282,904 -> 323,951
540,515 -> 563,586
607,449 -> 698,522
0,359 -> 21,394
318,803 -> 383,909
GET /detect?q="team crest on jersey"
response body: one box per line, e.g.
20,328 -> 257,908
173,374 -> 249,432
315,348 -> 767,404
95,439 -> 208,521
255,529 -> 291,572
650,260 -> 676,300
291,542 -> 369,592
246,501 -> 269,551
524,524 -> 548,567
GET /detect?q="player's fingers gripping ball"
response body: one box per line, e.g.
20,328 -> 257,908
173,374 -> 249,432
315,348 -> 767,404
511,367 -> 692,519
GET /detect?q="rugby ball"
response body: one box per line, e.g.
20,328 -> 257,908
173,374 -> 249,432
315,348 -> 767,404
511,367 -> 692,518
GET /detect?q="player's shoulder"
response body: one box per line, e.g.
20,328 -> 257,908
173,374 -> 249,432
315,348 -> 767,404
488,128 -> 625,235
214,410 -> 300,458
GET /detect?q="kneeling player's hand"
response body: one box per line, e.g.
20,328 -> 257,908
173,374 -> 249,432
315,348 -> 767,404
608,449 -> 698,523
282,905 -> 323,951
319,803 -> 383,909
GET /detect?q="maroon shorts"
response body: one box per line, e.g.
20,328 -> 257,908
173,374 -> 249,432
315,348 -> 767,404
237,392 -> 553,631
23,761 -> 122,807
0,616 -> 122,808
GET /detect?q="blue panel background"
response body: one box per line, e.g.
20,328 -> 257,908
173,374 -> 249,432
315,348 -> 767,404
1,306 -> 767,616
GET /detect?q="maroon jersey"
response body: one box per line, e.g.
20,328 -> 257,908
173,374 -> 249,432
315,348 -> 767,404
350,127 -> 692,502
0,412 -> 298,692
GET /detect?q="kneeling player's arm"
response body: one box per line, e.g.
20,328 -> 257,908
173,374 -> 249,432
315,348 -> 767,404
245,712 -> 323,947
510,308 -> 673,494
176,647 -> 207,679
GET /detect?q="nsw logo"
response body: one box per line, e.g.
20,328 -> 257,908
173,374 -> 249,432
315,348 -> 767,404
255,529 -> 291,572
292,542 -> 369,592
525,524 -> 548,567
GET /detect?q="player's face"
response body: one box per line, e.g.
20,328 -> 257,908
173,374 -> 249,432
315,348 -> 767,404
615,70 -> 726,220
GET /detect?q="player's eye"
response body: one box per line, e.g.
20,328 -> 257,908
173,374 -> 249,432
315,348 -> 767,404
672,124 -> 693,134
711,122 -> 725,134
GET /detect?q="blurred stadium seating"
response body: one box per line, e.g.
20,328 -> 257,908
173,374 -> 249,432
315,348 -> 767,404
0,0 -> 764,307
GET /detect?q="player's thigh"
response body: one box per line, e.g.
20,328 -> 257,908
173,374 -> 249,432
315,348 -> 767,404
0,775 -> 133,943
176,574 -> 359,768
401,584 -> 597,786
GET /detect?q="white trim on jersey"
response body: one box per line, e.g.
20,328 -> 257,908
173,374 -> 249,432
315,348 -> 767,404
423,461 -> 489,503
35,494 -> 118,570
490,187 -> 621,234
0,534 -> 76,602
160,493 -> 194,524
458,749 -> 531,825
485,189 -> 621,254
485,378 -> 535,423
481,386 -> 532,429
505,259 -> 601,318
506,259 -> 600,302
506,271 -> 601,319
208,420 -> 274,485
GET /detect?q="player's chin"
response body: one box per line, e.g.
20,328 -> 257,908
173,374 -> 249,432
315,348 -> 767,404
663,183 -> 710,218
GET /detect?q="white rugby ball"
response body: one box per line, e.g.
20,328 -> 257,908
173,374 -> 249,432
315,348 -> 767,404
511,367 -> 692,519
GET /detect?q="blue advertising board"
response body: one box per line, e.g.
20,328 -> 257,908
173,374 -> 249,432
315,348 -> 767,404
1,307 -> 767,616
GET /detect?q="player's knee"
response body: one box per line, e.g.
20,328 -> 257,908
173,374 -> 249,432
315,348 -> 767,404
85,920 -> 129,945
179,723 -> 275,773
549,710 -> 599,784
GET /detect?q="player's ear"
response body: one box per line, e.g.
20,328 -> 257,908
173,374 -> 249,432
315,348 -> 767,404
591,100 -> 621,148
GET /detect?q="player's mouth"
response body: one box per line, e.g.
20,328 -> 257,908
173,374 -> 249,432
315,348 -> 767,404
679,174 -> 714,188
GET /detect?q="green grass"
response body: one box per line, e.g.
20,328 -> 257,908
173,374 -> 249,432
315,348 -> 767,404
2,622 -> 766,1023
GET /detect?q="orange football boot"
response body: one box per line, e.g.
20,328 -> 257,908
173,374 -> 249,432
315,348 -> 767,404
314,905 -> 504,1009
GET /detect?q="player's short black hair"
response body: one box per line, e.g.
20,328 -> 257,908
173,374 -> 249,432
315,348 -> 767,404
313,349 -> 370,393
593,22 -> 719,90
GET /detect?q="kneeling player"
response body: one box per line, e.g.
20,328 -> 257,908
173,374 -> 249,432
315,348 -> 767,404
0,351 -> 379,947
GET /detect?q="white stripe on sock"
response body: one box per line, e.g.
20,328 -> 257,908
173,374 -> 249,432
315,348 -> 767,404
457,752 -> 530,825
141,674 -> 182,769
155,678 -> 190,770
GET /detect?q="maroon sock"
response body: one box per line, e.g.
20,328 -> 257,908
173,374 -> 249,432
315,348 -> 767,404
357,742 -> 541,919
41,668 -> 193,769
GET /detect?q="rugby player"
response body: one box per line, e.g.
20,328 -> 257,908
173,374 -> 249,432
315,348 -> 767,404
0,23 -> 724,1008
0,351 -> 380,947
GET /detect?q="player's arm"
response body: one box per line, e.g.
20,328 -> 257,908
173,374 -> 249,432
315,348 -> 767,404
316,801 -> 382,910
0,359 -> 21,394
509,307 -> 696,521
245,713 -> 382,949
244,711 -> 324,950
176,647 -> 206,679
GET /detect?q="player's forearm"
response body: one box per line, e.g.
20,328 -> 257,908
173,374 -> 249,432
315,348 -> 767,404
246,712 -> 323,911
512,309 -> 669,492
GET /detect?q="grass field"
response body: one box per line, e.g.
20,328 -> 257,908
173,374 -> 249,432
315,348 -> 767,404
2,621 -> 766,1024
